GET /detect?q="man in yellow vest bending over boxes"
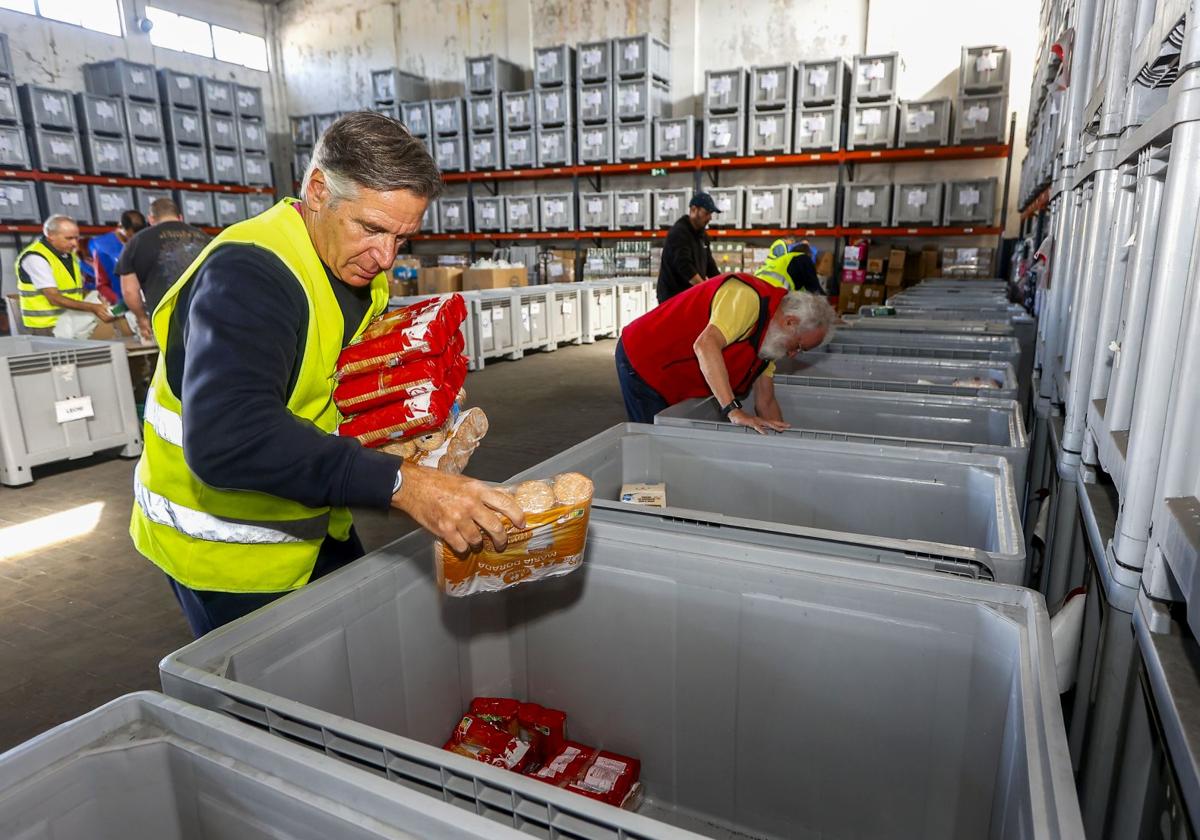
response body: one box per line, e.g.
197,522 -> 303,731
15,215 -> 117,335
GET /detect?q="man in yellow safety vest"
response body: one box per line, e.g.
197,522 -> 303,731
754,238 -> 824,295
15,215 -> 117,334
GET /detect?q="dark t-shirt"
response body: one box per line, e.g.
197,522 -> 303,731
656,215 -> 719,304
116,221 -> 211,314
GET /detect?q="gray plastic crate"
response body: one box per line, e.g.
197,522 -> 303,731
960,45 -> 1010,94
434,134 -> 465,173
82,134 -> 132,177
473,195 -> 504,232
653,115 -> 694,159
827,330 -> 1021,368
0,32 -> 10,79
745,185 -> 789,228
615,119 -> 651,162
0,336 -> 141,486
547,283 -> 584,343
653,188 -> 689,228
704,68 -> 749,112
703,110 -> 745,157
749,109 -> 792,154
502,89 -> 535,130
535,87 -> 572,126
475,292 -> 517,359
615,189 -> 651,229
158,69 -> 200,110
535,44 -> 575,88
955,93 -> 1008,143
843,182 -> 892,226
0,79 -> 17,124
889,181 -> 943,226
313,112 -> 340,138
0,125 -> 30,169
134,187 -> 173,217
160,515 -> 1082,840
370,69 -> 428,105
177,190 -> 215,227
505,194 -> 538,232
374,102 -> 401,121
431,98 -> 465,135
0,180 -> 38,222
90,185 -> 134,225
577,81 -> 613,123
468,132 -> 502,171
244,193 -> 273,217
503,128 -> 535,169
580,190 -> 614,229
74,93 -> 124,137
944,178 -> 998,225
848,101 -> 898,149
38,182 -> 92,225
399,101 -> 430,136
775,353 -> 1019,400
539,192 -> 575,230
852,52 -> 902,101
466,94 -> 500,133
238,118 -> 267,152
290,114 -> 315,147
577,38 -> 614,82
209,148 -> 242,184
0,692 -> 519,840
242,152 -> 271,187
616,77 -> 670,122
514,423 -> 1024,582
205,112 -> 237,149
751,63 -> 794,110
899,98 -> 952,147
708,185 -> 743,227
438,196 -> 468,232
580,279 -> 617,339
18,85 -> 75,131
465,54 -> 525,95
617,279 -> 651,326
536,126 -> 573,167
84,60 -> 158,102
213,192 -> 246,227
577,122 -> 613,164
27,127 -> 83,173
165,108 -> 204,147
795,104 -> 841,151
200,78 -> 233,114
797,58 -> 849,105
293,148 -> 312,180
615,33 -> 670,80
124,99 -> 162,141
420,199 -> 438,234
790,182 -> 839,227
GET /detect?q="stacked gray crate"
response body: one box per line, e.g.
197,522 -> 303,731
198,78 -> 240,184
539,192 -> 575,230
501,90 -> 535,170
749,64 -> 793,155
20,85 -> 83,175
899,97 -> 953,147
653,188 -> 689,228
371,69 -> 429,111
76,93 -> 130,178
428,97 -> 465,173
236,84 -> 270,188
0,179 -> 38,222
535,44 -> 574,169
709,186 -> 744,228
176,189 -> 216,227
580,191 -> 614,230
847,52 -> 901,150
790,182 -> 839,228
438,196 -> 468,233
745,185 -> 789,228
654,115 -> 694,159
954,46 -> 1009,144
609,34 -> 669,165
0,33 -> 9,80
943,177 -> 997,225
244,192 -> 273,217
575,38 -> 615,165
703,67 -> 745,158
85,61 -> 167,179
795,58 -> 848,152
159,70 -> 207,183
213,192 -> 247,227
290,114 -> 314,183
90,184 -> 134,226
0,76 -> 27,174
506,194 -> 538,231
615,189 -> 651,229
843,182 -> 893,226
473,195 -> 504,233
134,187 -> 173,218
892,181 -> 944,225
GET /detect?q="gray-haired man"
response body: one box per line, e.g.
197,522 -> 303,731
14,215 -> 116,335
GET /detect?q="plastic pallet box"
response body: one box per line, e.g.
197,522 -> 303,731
466,94 -> 500,133
158,69 -> 200,110
177,190 -> 215,227
245,193 -> 273,218
615,120 -> 651,162
580,279 -> 618,340
503,128 -> 535,169
501,90 -> 535,131
535,44 -> 575,88
0,336 -> 141,486
0,125 -> 29,169
18,85 -> 75,131
615,33 -> 670,80
536,126 -> 573,168
420,199 -> 438,234
797,58 -> 850,105
82,133 -> 132,177
795,104 -> 842,151
438,196 -> 468,232
653,188 -> 689,228
852,51 -> 903,101
242,152 -> 271,187
505,195 -> 538,232
0,80 -> 17,124
238,118 -> 267,152
434,135 -> 465,173
751,63 -> 795,110
313,112 -> 341,139
74,93 -> 124,137
749,109 -> 793,154
899,97 -> 953,147
213,192 -> 246,227
205,112 -> 238,150
38,182 -> 92,224
577,38 -> 615,83
790,182 -> 839,228
84,60 -> 158,102
578,123 -> 614,164
943,178 -> 998,225
539,192 -> 575,230
848,101 -> 899,150
0,32 -> 10,79
208,148 -> 242,185
653,115 -> 694,159
465,54 -> 526,95
27,127 -> 83,173
370,69 -> 428,105
0,180 -> 39,222
473,195 -> 504,233
124,99 -> 163,141
614,189 -> 651,229
577,80 -> 613,124
165,108 -> 205,147
90,185 -> 134,226
580,191 -> 614,229
431,98 -> 466,136
703,110 -> 746,157
708,185 -> 744,228
468,132 -> 502,171
615,76 -> 671,122
842,182 -> 893,226
199,78 -> 234,115
617,278 -> 650,327
547,283 -> 584,344
290,114 -> 315,147
536,87 -> 572,127
745,185 -> 789,228
955,93 -> 1008,143
774,353 -> 1019,401
511,287 -> 556,350
960,45 -> 1010,94
134,187 -> 173,217
293,148 -> 312,180
827,330 -> 1021,370
893,181 -> 945,226
704,68 -> 749,113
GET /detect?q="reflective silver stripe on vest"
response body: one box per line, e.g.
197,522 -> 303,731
21,305 -> 63,315
757,269 -> 792,289
144,391 -> 184,447
134,476 -> 331,544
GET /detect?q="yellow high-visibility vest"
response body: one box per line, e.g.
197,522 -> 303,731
15,238 -> 84,329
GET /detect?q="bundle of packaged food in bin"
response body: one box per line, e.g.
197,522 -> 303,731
443,696 -> 643,810
436,472 -> 596,596
334,294 -> 486,473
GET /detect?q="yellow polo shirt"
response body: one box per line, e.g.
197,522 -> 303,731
708,279 -> 776,378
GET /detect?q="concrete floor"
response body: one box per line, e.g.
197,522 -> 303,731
0,341 -> 625,752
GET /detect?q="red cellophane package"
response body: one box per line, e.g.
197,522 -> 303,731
529,741 -> 595,785
443,714 -> 534,772
333,332 -> 467,415
518,702 -> 567,764
469,697 -> 521,737
337,384 -> 458,448
336,293 -> 467,380
562,749 -> 642,807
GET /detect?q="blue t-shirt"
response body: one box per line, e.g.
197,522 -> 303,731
89,231 -> 125,302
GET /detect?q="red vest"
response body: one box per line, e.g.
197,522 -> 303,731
622,273 -> 787,404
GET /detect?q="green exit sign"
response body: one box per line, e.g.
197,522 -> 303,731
650,167 -> 668,176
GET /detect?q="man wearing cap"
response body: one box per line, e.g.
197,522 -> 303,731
656,192 -> 721,304
755,238 -> 824,295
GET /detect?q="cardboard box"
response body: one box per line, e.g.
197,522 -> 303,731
816,251 -> 835,278
620,483 -> 667,508
838,283 -> 885,314
418,266 -> 464,295
885,248 -> 907,287
866,258 -> 885,274
389,279 -> 418,297
860,283 -> 887,305
462,265 -> 528,291
920,247 -> 939,279
542,249 -> 577,283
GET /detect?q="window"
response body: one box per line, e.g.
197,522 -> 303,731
0,1 -> 37,14
0,0 -> 122,36
212,25 -> 268,72
146,6 -> 268,71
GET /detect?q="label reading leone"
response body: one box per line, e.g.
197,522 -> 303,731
55,395 -> 94,424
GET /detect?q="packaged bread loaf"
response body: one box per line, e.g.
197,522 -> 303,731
333,333 -> 467,414
336,293 -> 467,380
338,386 -> 458,448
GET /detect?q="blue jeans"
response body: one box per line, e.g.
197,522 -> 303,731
615,339 -> 669,423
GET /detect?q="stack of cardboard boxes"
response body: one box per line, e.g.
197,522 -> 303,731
837,244 -> 944,313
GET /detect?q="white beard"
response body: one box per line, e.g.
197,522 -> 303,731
757,322 -> 791,361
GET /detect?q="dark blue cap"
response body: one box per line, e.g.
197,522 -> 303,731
689,192 -> 720,213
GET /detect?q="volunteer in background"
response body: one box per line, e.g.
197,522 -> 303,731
15,215 -> 116,335
755,238 -> 824,295
616,273 -> 836,429
130,112 -> 524,637
118,199 -> 211,341
91,210 -> 147,305
656,192 -> 721,304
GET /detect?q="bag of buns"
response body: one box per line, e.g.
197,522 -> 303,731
333,333 -> 467,415
336,293 -> 467,380
338,386 -> 458,448
436,472 -> 595,597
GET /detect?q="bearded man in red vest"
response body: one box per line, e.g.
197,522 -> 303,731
616,273 -> 836,432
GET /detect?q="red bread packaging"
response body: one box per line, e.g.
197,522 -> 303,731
518,702 -> 567,764
563,750 -> 641,807
336,294 -> 467,380
338,385 -> 458,448
530,741 -> 594,785
469,697 -> 521,736
333,333 -> 467,415
443,714 -> 533,772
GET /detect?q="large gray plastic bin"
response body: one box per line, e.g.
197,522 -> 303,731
828,330 -> 1021,366
0,337 -> 142,486
511,423 -> 1024,582
0,692 -> 518,839
160,518 -> 1082,839
774,352 -> 1019,400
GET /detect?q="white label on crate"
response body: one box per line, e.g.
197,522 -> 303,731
587,198 -> 602,213
511,136 -> 528,152
545,92 -> 560,112
761,71 -> 779,92
0,88 -> 11,111
54,395 -> 94,424
60,191 -> 80,207
493,307 -> 505,320
620,87 -> 640,109
804,190 -> 825,207
521,308 -> 530,332
855,190 -> 877,208
583,90 -> 602,109
474,139 -> 491,158
439,141 -> 454,159
620,128 -> 638,148
710,75 -> 732,96
435,104 -> 452,125
446,205 -> 460,220
660,123 -> 680,143
481,205 -> 496,221
41,93 -> 63,115
178,76 -> 192,89
803,115 -> 827,134
472,61 -> 486,78
583,47 -> 601,68
906,189 -> 928,207
959,187 -> 981,206
130,69 -> 147,85
481,310 -> 493,339
550,263 -> 564,277
966,105 -> 990,125
755,192 -> 777,211
49,138 -> 72,157
587,257 -> 605,270
808,67 -> 830,88
183,114 -> 198,132
619,199 -> 636,215
906,107 -> 935,132
976,52 -> 1000,72
98,144 -> 117,163
96,100 -> 116,119
865,60 -> 887,80
547,199 -> 564,214
538,51 -> 558,72
474,101 -> 489,121
624,42 -> 640,62
758,116 -> 778,137
138,108 -> 154,126
624,256 -> 640,270
861,108 -> 882,126
513,202 -> 530,218
662,195 -> 680,212
562,299 -> 573,314
530,301 -> 541,315
510,98 -> 527,119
